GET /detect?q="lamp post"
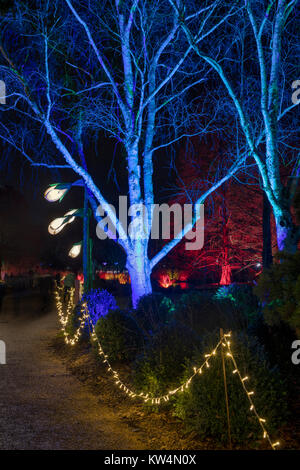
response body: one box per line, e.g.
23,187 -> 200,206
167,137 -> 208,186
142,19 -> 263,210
44,182 -> 93,293
82,187 -> 93,292
68,241 -> 82,258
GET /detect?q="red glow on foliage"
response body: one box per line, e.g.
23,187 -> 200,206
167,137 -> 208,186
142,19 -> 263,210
97,271 -> 130,284
180,282 -> 188,289
158,274 -> 174,288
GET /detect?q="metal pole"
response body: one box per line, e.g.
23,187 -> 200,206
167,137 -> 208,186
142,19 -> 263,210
220,327 -> 232,449
83,186 -> 89,293
89,236 -> 93,291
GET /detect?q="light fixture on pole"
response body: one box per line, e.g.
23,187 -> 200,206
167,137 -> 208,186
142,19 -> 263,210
48,217 -> 68,235
44,183 -> 72,202
48,209 -> 80,235
68,242 -> 82,258
44,180 -> 92,292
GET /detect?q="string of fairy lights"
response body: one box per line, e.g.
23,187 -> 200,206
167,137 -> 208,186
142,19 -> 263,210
54,285 -> 280,450
55,286 -> 89,345
225,340 -> 280,450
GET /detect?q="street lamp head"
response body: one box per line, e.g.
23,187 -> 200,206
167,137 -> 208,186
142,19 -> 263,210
64,209 -> 77,224
44,186 -> 68,202
48,209 -> 79,235
68,242 -> 82,258
48,217 -> 68,235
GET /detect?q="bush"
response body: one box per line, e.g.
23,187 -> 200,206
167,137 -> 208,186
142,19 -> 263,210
81,288 -> 117,325
174,291 -> 249,336
173,331 -> 288,446
214,284 -> 259,326
63,301 -> 91,343
94,309 -> 144,362
249,314 -> 297,375
65,289 -> 117,342
254,252 -> 300,334
133,320 -> 200,397
134,293 -> 175,336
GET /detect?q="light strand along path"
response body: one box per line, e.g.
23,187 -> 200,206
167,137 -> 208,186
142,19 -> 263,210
0,294 -> 145,450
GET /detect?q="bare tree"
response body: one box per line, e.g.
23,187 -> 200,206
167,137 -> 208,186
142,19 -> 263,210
167,137 -> 265,284
173,0 -> 299,253
0,0 -> 241,306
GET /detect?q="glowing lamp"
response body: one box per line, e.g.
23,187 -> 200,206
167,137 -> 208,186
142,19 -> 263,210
48,217 -> 68,235
48,209 -> 78,235
44,186 -> 68,202
64,209 -> 77,224
68,242 -> 82,258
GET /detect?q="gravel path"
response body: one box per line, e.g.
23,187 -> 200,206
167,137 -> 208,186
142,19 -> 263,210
0,297 -> 145,450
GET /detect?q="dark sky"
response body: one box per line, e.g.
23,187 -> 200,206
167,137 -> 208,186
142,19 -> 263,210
0,162 -> 90,269
0,119 -> 176,270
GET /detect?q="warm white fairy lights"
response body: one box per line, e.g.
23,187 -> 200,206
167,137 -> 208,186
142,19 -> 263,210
54,289 -> 279,450
224,338 -> 280,450
55,285 -> 222,402
89,312 -> 224,404
55,286 -> 88,346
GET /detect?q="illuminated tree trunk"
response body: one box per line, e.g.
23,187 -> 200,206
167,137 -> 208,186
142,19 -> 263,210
220,262 -> 232,286
126,244 -> 152,309
219,205 -> 232,285
0,1 -> 246,308
176,0 -> 299,256
262,192 -> 273,268
274,208 -> 299,253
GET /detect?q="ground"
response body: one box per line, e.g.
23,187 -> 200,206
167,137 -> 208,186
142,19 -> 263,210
0,296 -> 146,450
0,291 -> 202,450
0,289 -> 299,450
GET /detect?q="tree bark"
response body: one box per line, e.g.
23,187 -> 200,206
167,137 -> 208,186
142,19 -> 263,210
274,209 -> 299,253
126,248 -> 152,309
262,191 -> 273,268
219,204 -> 232,285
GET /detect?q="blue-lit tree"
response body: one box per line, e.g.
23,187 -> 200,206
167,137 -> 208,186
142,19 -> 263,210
0,0 -> 241,307
174,0 -> 299,253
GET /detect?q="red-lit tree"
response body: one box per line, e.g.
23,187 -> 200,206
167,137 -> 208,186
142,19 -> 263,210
158,138 -> 272,286
173,0 -> 299,253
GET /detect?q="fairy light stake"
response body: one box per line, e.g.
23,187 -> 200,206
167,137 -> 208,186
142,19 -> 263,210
54,288 -> 280,450
220,328 -> 232,449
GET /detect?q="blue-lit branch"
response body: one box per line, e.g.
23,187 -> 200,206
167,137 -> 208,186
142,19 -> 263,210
174,0 -> 299,253
0,0 -> 261,306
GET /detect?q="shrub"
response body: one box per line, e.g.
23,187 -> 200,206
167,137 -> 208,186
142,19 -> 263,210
249,314 -> 297,376
133,320 -> 200,397
134,293 -> 175,336
174,291 -> 248,335
214,284 -> 259,326
64,302 -> 90,343
254,252 -> 300,334
173,331 -> 288,446
94,309 -> 144,362
81,288 -> 117,325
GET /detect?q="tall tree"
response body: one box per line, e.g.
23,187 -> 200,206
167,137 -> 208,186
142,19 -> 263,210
174,0 -> 299,253
0,0 -> 240,306
166,139 -> 265,285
